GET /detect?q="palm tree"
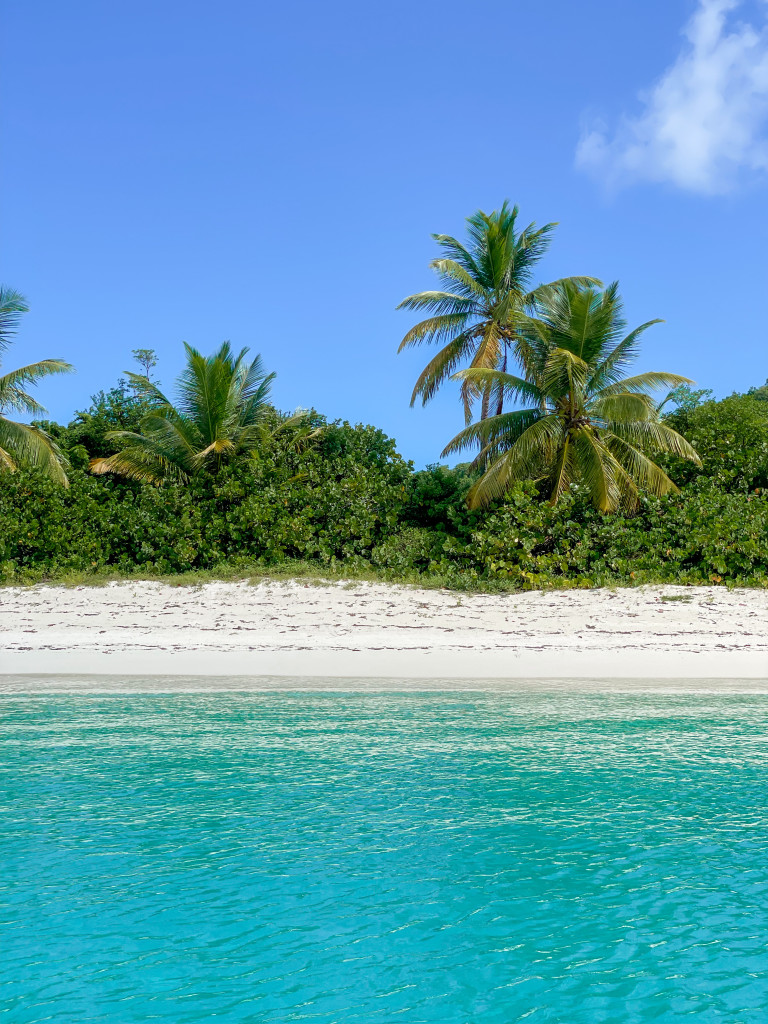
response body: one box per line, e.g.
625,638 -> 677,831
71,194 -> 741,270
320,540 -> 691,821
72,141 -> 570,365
397,202 -> 598,421
0,287 -> 73,485
441,282 -> 700,513
90,342 -> 278,484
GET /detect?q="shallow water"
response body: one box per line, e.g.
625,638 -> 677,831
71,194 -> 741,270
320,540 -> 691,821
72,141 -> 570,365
2,689 -> 768,1023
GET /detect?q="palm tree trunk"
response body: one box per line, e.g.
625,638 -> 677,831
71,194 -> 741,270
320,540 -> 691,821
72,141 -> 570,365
480,387 -> 490,421
495,349 -> 507,417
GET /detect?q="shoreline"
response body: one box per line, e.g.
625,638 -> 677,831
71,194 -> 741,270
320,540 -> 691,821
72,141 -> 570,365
3,674 -> 768,694
1,579 -> 766,684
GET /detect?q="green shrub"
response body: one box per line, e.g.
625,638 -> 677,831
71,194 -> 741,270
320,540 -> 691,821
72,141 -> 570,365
0,419 -> 412,581
663,394 -> 768,493
3,392 -> 768,591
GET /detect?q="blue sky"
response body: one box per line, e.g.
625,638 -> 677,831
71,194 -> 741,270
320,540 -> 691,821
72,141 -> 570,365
3,0 -> 767,466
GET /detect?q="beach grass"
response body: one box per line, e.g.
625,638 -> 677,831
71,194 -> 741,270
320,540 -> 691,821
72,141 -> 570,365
1,558 -> 736,596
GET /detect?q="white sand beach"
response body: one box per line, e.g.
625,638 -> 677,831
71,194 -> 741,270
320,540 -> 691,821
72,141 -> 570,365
1,580 -> 766,682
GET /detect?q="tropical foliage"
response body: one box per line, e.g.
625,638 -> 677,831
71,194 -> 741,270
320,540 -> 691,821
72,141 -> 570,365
662,391 -> 768,493
442,282 -> 700,511
90,342 -> 279,483
0,419 -> 411,579
3,199 -> 766,592
1,394 -> 766,589
0,287 -> 73,484
397,202 -> 596,420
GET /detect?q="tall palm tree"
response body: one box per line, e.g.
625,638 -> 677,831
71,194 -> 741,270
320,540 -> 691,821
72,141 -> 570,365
442,282 -> 700,512
90,342 -> 278,484
397,202 -> 598,421
0,287 -> 73,485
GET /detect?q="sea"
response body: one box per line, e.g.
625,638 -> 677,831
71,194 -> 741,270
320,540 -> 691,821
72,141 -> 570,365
2,684 -> 768,1022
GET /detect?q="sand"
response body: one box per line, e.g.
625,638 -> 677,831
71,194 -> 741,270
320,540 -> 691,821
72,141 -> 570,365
1,579 -> 766,683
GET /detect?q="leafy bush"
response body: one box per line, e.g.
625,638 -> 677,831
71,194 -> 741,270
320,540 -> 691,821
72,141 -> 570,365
663,394 -> 768,493
400,463 -> 478,531
371,527 -> 443,574
3,391 -> 768,590
0,419 -> 412,581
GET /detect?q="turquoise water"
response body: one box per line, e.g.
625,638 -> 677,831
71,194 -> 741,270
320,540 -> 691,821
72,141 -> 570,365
2,690 -> 768,1023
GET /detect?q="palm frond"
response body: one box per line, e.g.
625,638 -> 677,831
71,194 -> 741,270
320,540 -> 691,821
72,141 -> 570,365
396,291 -> 477,315
533,282 -> 620,366
525,276 -> 602,308
429,260 -> 489,300
513,220 -> 557,270
548,433 -> 575,505
0,389 -> 47,418
431,234 -> 483,281
451,367 -> 543,410
571,427 -> 622,513
123,372 -> 173,406
599,372 -> 693,397
607,419 -> 701,463
238,353 -> 275,408
192,438 -> 236,466
543,347 -> 590,405
590,392 -> 658,423
466,414 -> 563,507
588,321 -> 663,392
0,360 -> 74,415
605,433 -> 680,498
440,408 -> 544,458
409,330 -> 478,407
90,447 -> 190,485
0,287 -> 29,352
398,313 -> 475,351
138,412 -> 201,468
470,322 -> 505,372
0,359 -> 74,388
0,417 -> 69,485
0,445 -> 16,471
0,290 -> 72,483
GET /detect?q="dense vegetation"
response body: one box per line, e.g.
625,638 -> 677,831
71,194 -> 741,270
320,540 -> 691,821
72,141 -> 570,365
1,381 -> 766,589
2,201 -> 766,590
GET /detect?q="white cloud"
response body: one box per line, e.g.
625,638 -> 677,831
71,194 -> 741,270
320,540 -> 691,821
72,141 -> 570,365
576,0 -> 768,193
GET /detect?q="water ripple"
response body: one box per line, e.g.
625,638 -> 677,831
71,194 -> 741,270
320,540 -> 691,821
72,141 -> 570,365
2,691 -> 768,1022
